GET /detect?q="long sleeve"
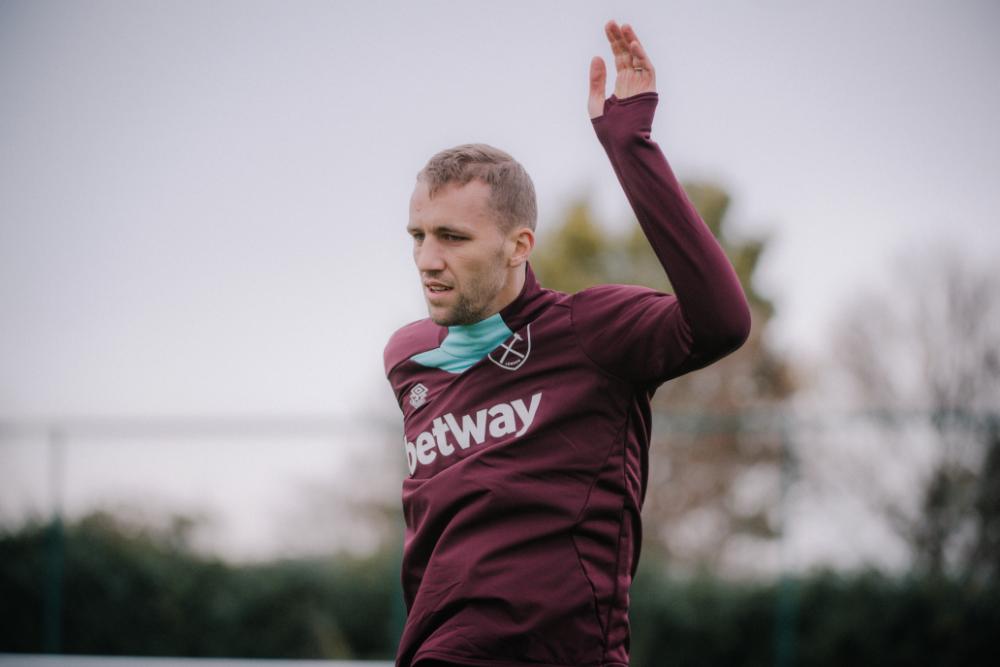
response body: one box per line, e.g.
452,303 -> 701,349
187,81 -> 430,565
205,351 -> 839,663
570,92 -> 751,385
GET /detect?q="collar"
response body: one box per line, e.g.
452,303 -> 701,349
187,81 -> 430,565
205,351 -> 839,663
495,262 -> 551,333
408,262 -> 555,374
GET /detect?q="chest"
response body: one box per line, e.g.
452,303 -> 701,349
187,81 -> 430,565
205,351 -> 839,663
390,310 -> 626,480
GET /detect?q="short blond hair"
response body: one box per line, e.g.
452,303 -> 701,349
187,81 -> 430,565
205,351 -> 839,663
417,143 -> 537,232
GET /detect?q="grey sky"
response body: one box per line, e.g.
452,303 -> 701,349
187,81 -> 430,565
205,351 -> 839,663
1,1 -> 998,563
2,0 -> 998,420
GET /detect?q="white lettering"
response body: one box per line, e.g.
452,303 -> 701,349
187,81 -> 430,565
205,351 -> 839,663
487,403 -> 517,438
444,409 -> 488,449
404,437 -> 417,475
512,392 -> 542,437
415,431 -> 436,465
432,417 -> 454,455
403,392 -> 544,474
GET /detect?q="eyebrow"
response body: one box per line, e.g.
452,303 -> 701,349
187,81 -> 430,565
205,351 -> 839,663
407,223 -> 473,236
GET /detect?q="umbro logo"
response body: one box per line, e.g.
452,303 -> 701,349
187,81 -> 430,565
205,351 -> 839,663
409,383 -> 429,408
488,325 -> 531,371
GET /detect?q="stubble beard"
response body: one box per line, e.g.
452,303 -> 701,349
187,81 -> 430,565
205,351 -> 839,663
430,256 -> 508,327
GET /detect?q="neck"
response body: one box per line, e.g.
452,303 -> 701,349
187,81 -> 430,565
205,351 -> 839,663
482,263 -> 526,322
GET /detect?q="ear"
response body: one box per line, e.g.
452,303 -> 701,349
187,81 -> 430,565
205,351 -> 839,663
507,226 -> 535,268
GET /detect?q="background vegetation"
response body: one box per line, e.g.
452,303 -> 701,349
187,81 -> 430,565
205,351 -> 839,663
2,510 -> 998,665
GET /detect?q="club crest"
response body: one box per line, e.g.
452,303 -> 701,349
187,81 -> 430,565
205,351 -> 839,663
488,325 -> 531,371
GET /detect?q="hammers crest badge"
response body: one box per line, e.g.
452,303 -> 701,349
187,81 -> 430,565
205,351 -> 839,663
488,325 -> 531,371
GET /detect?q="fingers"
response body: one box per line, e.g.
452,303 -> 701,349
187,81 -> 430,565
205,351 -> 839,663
620,23 -> 641,47
588,56 -> 606,118
589,56 -> 606,94
589,22 -> 657,114
621,23 -> 653,71
605,20 -> 654,73
629,41 -> 653,74
604,20 -> 632,71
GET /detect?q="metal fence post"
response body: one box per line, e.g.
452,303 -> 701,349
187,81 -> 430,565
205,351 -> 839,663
43,427 -> 66,654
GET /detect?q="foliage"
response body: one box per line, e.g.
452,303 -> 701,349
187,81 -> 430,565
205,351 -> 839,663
0,511 -> 400,658
2,511 -> 998,664
831,249 -> 1000,579
629,559 -> 1000,667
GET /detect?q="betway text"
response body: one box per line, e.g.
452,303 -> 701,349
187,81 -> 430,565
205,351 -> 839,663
404,392 -> 542,475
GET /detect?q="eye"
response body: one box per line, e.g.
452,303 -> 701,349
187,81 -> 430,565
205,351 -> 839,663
442,233 -> 466,242
410,231 -> 424,242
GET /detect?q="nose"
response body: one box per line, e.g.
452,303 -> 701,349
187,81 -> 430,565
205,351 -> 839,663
414,237 -> 446,273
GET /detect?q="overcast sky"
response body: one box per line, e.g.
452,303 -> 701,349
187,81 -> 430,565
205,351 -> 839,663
2,0 -> 998,421
1,1 -> 998,564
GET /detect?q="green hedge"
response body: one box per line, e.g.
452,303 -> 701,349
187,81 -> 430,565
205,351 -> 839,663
629,562 -> 1000,666
0,513 -> 400,659
2,512 -> 998,665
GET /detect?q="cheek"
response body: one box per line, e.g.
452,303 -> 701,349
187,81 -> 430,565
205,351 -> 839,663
449,241 -> 505,284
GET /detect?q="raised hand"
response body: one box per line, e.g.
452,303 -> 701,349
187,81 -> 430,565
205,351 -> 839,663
588,20 -> 657,119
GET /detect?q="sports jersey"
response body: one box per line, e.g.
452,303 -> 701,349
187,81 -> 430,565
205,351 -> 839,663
383,91 -> 751,667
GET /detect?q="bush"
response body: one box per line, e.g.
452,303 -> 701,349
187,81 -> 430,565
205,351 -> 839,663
2,512 -> 997,664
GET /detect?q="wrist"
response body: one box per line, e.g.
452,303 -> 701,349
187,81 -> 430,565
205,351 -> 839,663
591,92 -> 658,136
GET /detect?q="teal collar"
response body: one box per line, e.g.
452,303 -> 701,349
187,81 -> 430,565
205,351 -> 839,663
409,313 -> 513,374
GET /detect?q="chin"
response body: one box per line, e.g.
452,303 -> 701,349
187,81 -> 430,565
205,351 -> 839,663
430,314 -> 451,326
427,296 -> 488,327
427,306 -> 454,326
430,309 -> 480,327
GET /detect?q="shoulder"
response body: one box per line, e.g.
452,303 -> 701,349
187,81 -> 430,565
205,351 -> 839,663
383,318 -> 443,377
568,282 -> 681,343
575,282 -> 663,298
570,282 -> 674,316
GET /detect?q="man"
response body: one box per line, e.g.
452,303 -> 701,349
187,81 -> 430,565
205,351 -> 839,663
383,20 -> 751,667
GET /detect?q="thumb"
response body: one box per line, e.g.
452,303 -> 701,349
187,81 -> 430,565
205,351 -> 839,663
588,56 -> 606,119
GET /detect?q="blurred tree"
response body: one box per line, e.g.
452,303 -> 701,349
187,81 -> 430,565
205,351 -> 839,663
533,184 -> 794,574
831,248 -> 1000,581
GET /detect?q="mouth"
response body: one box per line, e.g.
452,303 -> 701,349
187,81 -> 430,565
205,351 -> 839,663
424,282 -> 454,299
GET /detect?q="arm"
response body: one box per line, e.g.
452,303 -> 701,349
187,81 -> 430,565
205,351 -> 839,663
572,21 -> 751,385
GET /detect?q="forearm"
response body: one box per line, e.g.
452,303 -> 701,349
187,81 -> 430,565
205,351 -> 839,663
591,93 -> 751,351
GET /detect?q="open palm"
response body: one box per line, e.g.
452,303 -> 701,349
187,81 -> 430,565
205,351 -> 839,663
588,20 -> 657,119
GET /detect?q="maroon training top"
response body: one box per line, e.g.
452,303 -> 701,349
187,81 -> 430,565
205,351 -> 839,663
383,92 -> 751,667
